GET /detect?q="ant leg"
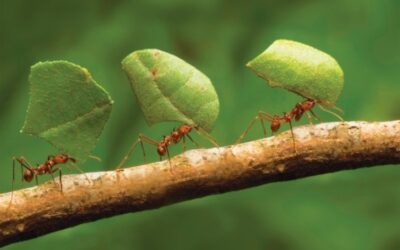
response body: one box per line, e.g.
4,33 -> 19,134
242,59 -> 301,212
136,134 -> 161,163
35,175 -> 39,186
288,120 -> 297,152
186,134 -> 201,148
8,158 -> 17,210
309,110 -> 321,123
318,100 -> 344,114
260,119 -> 267,138
140,139 -> 146,162
63,163 -> 72,171
166,147 -> 172,169
194,127 -> 219,147
258,111 -> 275,136
235,114 -> 267,144
8,157 -> 34,210
182,135 -> 187,152
318,104 -> 344,121
50,172 -> 58,188
49,167 -> 63,192
115,139 -> 141,170
15,157 -> 34,170
304,112 -> 315,125
69,162 -> 91,183
20,164 -> 24,182
114,134 -> 157,170
59,169 -> 63,192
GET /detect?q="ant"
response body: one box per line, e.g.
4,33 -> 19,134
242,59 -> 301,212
8,154 -> 83,208
115,124 -> 219,169
236,98 -> 344,149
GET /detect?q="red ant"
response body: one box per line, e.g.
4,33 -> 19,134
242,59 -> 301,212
8,154 -> 84,208
115,124 -> 218,169
236,98 -> 343,148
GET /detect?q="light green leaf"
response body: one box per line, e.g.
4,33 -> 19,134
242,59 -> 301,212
122,49 -> 219,132
21,61 -> 113,161
247,39 -> 344,103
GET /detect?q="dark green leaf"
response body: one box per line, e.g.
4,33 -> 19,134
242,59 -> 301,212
21,61 -> 113,161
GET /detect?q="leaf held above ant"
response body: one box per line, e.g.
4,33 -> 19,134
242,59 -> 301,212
21,61 -> 113,162
247,39 -> 344,103
121,49 -> 219,132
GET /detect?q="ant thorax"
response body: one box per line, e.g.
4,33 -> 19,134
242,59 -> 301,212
53,154 -> 70,164
171,131 -> 180,143
302,99 -> 317,110
283,112 -> 292,122
177,124 -> 193,135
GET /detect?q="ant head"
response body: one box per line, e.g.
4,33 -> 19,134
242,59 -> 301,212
178,124 -> 193,134
171,130 -> 180,141
54,154 -> 76,164
23,169 -> 34,182
302,100 -> 316,111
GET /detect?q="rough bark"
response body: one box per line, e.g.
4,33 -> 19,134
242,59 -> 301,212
0,120 -> 399,246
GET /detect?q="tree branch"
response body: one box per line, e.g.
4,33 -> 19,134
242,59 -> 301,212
1,120 -> 399,246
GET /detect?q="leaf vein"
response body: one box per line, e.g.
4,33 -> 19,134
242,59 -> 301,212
136,56 -> 194,125
38,101 -> 111,137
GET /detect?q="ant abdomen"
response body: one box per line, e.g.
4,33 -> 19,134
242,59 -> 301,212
23,169 -> 34,182
271,121 -> 281,132
157,145 -> 167,156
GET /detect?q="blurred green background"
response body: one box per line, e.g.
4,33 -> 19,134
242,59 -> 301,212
1,0 -> 399,249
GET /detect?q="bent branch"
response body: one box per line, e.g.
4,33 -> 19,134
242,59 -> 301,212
0,120 -> 399,246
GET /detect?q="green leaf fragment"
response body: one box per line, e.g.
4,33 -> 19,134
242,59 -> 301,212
122,49 -> 219,132
21,61 -> 113,162
247,39 -> 344,103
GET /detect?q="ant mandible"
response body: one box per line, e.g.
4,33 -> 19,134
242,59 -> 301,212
8,154 -> 83,208
115,124 -> 219,169
236,98 -> 344,149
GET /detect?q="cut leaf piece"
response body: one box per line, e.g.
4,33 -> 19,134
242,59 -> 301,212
122,49 -> 219,132
21,61 -> 113,162
247,39 -> 344,103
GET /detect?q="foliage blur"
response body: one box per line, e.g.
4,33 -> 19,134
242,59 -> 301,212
0,0 -> 399,249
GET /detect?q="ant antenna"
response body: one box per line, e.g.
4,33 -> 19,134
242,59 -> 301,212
88,155 -> 102,162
